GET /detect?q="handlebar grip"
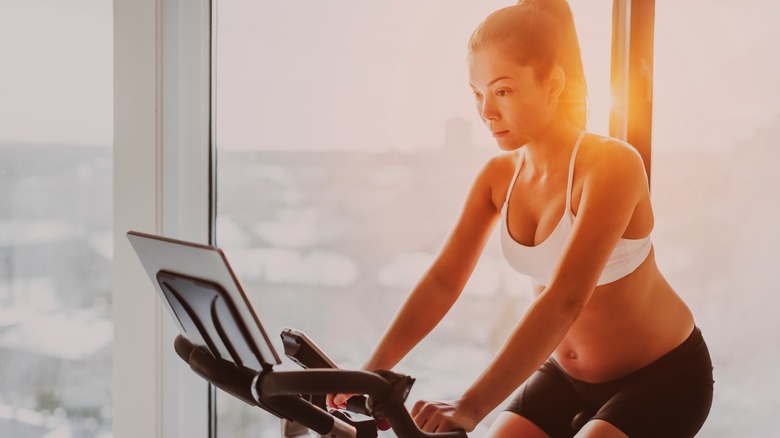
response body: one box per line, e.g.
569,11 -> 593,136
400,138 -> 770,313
419,432 -> 467,438
430,431 -> 467,438
342,395 -> 465,438
345,396 -> 390,431
375,401 -> 468,438
345,395 -> 370,415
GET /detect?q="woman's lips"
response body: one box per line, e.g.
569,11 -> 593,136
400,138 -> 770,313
492,130 -> 509,138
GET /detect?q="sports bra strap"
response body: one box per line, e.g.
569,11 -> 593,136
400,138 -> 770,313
565,130 -> 586,216
504,150 -> 525,204
505,131 -> 585,209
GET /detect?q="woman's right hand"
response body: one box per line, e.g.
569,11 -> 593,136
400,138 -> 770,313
326,393 -> 357,410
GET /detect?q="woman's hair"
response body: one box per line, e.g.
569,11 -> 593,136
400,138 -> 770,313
468,0 -> 587,129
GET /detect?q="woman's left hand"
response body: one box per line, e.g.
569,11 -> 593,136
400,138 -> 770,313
410,398 -> 480,433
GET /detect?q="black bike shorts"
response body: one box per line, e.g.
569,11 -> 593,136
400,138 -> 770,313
505,326 -> 714,438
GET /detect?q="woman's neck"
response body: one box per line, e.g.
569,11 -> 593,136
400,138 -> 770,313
522,120 -> 583,177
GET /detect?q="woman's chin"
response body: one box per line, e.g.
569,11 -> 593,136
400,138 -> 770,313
495,138 -> 525,151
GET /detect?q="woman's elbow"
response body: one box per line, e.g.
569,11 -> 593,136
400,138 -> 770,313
566,300 -> 587,322
544,286 -> 590,324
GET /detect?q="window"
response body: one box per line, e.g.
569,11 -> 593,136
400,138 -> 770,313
0,1 -> 113,437
215,1 -> 612,436
652,2 -> 780,436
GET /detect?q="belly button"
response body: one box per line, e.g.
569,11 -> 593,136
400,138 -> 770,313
567,351 -> 578,360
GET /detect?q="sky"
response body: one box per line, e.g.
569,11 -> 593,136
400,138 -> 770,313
652,1 -> 780,153
214,0 -> 612,151
0,0 -> 113,147
1,0 -> 778,153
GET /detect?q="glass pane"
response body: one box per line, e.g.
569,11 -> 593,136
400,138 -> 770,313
216,1 -> 611,436
571,1 -> 612,136
0,1 -> 114,437
652,2 -> 780,436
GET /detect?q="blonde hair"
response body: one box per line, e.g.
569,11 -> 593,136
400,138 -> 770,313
468,0 -> 588,129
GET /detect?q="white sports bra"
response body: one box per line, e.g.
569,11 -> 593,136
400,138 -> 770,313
500,131 -> 652,286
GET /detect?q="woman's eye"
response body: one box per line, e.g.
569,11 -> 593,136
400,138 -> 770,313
496,89 -> 509,97
472,91 -> 482,99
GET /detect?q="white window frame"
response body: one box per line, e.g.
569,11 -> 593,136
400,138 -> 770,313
113,0 -> 214,437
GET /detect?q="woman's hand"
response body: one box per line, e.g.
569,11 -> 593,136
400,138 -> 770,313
326,393 -> 357,410
410,398 -> 480,433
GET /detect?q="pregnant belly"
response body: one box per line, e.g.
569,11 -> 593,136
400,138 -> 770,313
553,320 -> 694,383
553,341 -> 641,383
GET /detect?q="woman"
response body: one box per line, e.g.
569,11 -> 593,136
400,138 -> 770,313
329,1 -> 714,436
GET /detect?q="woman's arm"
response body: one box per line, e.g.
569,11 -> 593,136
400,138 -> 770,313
411,142 -> 650,432
361,157 -> 504,372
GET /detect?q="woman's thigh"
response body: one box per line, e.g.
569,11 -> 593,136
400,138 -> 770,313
574,419 -> 628,438
591,378 -> 713,438
504,361 -> 586,438
485,411 -> 550,438
591,329 -> 714,438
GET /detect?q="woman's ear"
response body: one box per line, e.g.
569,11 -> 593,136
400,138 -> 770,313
548,66 -> 566,102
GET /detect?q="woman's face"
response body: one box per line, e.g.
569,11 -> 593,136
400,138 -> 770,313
468,47 -> 556,150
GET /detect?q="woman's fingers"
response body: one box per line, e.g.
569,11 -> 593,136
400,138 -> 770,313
333,393 -> 349,407
327,393 -> 357,409
326,393 -> 347,409
325,394 -> 337,409
412,399 -> 467,432
412,400 -> 441,431
410,399 -> 426,417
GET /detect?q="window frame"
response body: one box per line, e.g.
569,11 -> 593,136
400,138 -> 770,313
113,0 -> 215,437
611,0 -> 655,181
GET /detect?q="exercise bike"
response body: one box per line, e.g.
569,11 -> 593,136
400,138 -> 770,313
128,231 -> 468,438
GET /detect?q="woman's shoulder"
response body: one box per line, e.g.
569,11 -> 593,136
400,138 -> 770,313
478,150 -> 522,187
573,134 -> 649,201
584,133 -> 640,156
484,149 -> 520,174
470,150 -> 522,210
580,133 -> 646,176
466,149 -> 518,182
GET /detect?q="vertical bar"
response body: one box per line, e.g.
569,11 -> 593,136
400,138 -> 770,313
208,0 -> 219,433
113,0 -> 163,436
160,0 -> 213,436
115,0 -> 214,435
610,0 -> 655,183
629,0 -> 655,182
209,0 -> 219,249
610,0 -> 631,142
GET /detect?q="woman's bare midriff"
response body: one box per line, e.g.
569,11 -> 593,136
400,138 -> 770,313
539,248 -> 696,384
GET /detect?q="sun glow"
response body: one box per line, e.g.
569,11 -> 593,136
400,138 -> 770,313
569,1 -> 614,136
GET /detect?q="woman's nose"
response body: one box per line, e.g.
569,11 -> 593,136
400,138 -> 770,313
480,97 -> 498,120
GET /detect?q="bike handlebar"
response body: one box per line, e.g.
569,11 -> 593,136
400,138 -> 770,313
256,369 -> 467,438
